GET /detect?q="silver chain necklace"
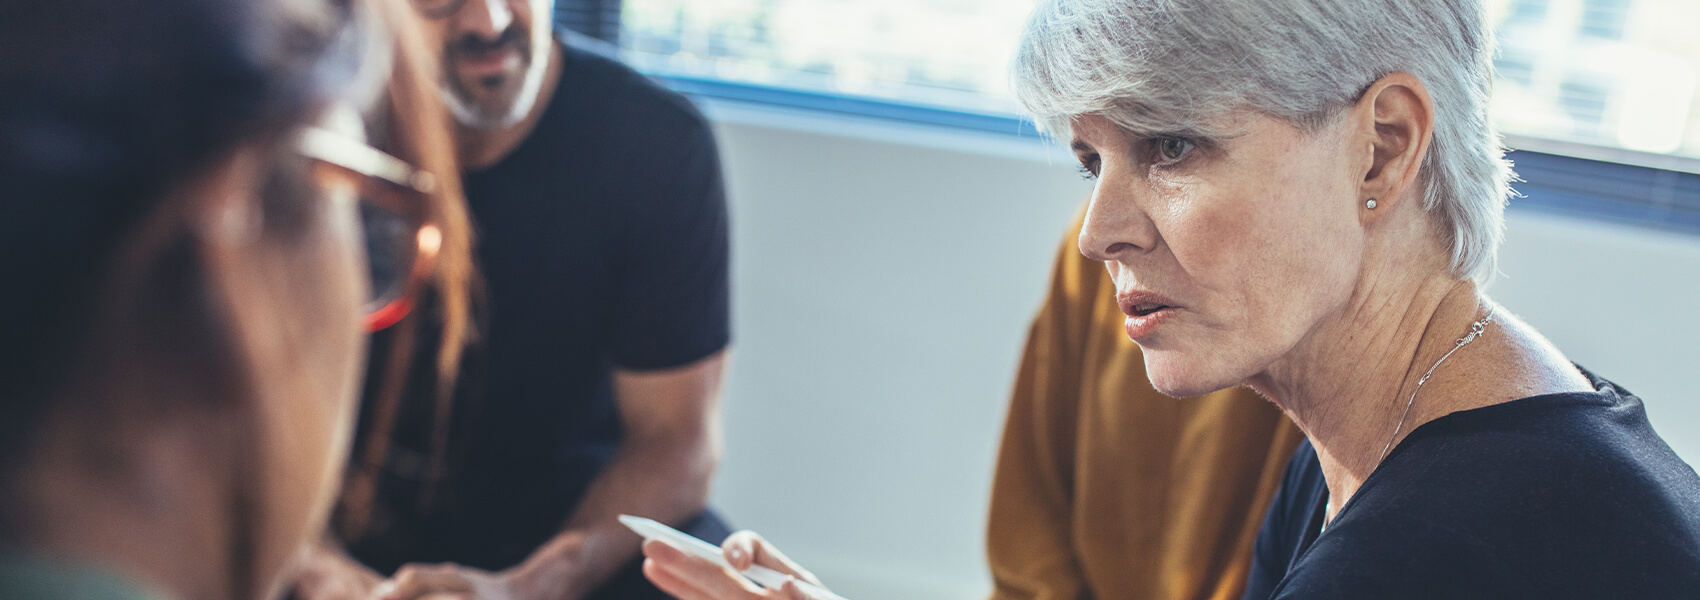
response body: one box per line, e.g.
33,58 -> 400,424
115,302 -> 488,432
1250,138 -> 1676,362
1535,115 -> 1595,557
1377,307 -> 1495,463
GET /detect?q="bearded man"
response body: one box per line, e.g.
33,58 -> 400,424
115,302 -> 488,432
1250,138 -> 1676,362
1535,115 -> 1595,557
293,1 -> 733,599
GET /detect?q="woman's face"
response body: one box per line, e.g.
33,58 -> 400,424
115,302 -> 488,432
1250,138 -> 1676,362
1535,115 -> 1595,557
1071,112 -> 1367,397
232,109 -> 372,588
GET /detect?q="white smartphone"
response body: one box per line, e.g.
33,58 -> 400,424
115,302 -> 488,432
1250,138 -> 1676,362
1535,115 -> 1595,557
619,514 -> 848,600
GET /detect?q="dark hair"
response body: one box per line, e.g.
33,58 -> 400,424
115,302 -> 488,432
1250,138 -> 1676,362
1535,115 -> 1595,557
0,0 -> 364,512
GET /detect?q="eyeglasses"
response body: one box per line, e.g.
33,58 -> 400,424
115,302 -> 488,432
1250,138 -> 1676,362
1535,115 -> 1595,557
297,127 -> 443,332
410,0 -> 470,19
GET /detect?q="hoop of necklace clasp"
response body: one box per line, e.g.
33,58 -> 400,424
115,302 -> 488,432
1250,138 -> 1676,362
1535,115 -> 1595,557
1377,307 -> 1496,463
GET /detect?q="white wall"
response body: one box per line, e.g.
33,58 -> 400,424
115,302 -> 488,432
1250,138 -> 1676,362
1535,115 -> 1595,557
1492,211 -> 1700,460
696,102 -> 1700,600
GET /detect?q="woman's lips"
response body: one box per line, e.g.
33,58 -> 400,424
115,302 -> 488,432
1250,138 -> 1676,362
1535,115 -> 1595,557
1124,307 -> 1178,340
1117,290 -> 1180,341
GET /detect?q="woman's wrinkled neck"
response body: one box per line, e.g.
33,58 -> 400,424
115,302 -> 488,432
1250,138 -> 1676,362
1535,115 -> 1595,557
1246,220 -> 1493,519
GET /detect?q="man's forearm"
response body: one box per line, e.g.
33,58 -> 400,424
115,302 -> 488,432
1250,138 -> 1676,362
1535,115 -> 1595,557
509,431 -> 720,600
510,350 -> 728,600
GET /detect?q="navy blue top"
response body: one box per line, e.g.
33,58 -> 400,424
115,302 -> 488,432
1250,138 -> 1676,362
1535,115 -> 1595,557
1242,369 -> 1700,600
345,36 -> 731,576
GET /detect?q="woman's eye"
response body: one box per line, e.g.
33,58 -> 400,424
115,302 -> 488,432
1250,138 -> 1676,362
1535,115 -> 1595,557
1075,155 -> 1100,179
1155,137 -> 1194,162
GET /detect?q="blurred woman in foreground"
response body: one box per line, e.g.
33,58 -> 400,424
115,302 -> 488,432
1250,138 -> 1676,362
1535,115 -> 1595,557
638,1 -> 1700,598
0,0 -> 466,598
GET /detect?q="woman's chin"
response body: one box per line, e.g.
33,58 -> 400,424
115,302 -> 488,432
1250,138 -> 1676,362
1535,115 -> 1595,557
1142,353 -> 1243,399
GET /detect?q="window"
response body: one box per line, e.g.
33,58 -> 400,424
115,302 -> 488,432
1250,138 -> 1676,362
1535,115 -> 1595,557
592,0 -> 1700,234
556,0 -> 622,44
611,0 -> 1700,162
1491,0 -> 1699,157
617,0 -> 1035,118
1577,0 -> 1632,40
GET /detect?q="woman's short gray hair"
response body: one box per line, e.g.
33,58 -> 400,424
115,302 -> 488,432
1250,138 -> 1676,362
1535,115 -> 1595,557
1014,0 -> 1511,284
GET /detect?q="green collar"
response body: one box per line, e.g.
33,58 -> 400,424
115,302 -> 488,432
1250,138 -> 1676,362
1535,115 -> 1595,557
0,555 -> 172,600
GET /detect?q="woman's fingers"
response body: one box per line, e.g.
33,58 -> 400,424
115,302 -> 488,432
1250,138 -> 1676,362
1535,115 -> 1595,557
722,532 -> 758,571
643,556 -> 721,600
642,538 -> 767,600
778,577 -> 821,600
723,531 -> 823,587
640,532 -> 839,600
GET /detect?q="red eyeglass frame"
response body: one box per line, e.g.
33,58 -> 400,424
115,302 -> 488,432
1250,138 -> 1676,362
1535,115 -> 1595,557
297,127 -> 444,332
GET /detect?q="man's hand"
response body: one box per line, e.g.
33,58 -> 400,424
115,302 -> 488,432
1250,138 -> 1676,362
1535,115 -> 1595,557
377,533 -> 592,600
292,542 -> 385,600
376,563 -> 519,600
377,350 -> 728,600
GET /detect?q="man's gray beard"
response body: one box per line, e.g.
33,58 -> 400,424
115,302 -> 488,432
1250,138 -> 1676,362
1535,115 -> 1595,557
441,39 -> 550,131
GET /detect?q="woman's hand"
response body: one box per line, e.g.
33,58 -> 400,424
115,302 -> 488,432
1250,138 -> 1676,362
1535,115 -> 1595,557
640,531 -> 837,600
291,541 -> 385,600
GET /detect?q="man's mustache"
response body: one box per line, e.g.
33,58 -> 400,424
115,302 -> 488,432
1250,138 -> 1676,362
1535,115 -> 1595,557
450,26 -> 527,57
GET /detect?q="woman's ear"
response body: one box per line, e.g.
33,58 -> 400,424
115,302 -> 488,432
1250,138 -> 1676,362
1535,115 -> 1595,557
1352,72 -> 1436,218
191,147 -> 267,248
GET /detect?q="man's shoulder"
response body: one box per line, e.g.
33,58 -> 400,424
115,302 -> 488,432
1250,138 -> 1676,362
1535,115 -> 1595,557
554,33 -> 712,142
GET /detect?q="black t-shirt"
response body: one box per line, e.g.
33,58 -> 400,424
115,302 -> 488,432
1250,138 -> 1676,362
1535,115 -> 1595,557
346,37 -> 730,574
1242,369 -> 1700,600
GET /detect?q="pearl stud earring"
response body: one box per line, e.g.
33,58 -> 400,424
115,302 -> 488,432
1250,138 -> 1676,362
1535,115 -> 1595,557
1366,198 -> 1379,210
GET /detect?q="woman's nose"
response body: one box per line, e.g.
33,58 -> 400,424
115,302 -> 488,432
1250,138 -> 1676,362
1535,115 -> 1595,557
1077,176 -> 1158,263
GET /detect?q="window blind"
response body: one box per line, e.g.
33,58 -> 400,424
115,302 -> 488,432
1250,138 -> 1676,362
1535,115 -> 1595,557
556,0 -> 621,43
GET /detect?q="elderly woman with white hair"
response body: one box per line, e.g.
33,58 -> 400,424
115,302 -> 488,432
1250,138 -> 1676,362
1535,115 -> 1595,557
634,0 -> 1700,598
